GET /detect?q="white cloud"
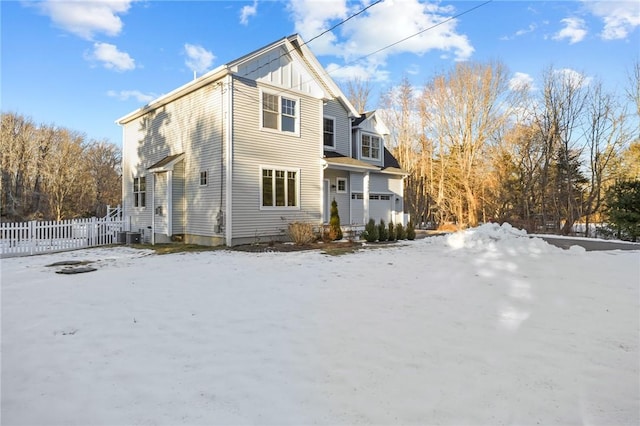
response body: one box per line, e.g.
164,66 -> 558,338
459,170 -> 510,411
87,42 -> 135,71
582,1 -> 640,40
184,43 -> 215,75
107,90 -> 155,103
553,17 -> 587,44
35,0 -> 135,40
509,72 -> 535,91
240,1 -> 258,25
288,0 -> 474,83
555,68 -> 592,88
325,62 -> 390,83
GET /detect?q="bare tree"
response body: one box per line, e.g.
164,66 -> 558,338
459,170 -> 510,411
344,77 -> 373,113
420,61 -> 513,227
85,140 -> 122,217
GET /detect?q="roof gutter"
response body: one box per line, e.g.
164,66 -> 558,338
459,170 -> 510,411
116,65 -> 231,125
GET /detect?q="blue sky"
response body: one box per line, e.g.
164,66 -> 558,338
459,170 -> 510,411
2,0 -> 639,147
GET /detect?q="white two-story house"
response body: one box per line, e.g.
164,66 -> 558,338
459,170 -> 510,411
117,34 -> 406,246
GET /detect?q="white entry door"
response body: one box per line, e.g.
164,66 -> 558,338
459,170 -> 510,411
154,172 -> 168,235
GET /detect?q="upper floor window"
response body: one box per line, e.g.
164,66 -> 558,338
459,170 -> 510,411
133,176 -> 146,208
200,171 -> 208,186
261,91 -> 299,135
361,134 -> 381,160
261,167 -> 299,209
323,117 -> 335,148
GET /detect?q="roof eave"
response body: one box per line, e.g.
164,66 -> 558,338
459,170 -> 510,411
116,66 -> 230,125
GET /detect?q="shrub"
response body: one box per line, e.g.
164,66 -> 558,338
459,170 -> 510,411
362,218 -> 379,242
388,221 -> 396,241
406,220 -> 416,240
287,222 -> 316,245
378,219 -> 388,242
329,199 -> 343,240
395,222 -> 406,240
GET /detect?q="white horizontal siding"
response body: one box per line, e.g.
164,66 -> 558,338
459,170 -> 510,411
121,82 -> 226,239
230,77 -> 322,240
323,99 -> 351,157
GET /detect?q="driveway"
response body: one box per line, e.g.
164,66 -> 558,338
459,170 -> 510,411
536,235 -> 640,251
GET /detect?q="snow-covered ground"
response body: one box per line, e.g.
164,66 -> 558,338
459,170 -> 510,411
2,224 -> 639,425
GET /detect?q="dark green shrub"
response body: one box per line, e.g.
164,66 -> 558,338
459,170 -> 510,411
329,199 -> 343,240
406,220 -> 416,240
388,221 -> 396,241
395,222 -> 406,240
362,218 -> 379,242
378,219 -> 388,241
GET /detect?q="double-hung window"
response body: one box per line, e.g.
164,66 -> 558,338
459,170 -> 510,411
323,117 -> 335,148
200,171 -> 208,186
133,176 -> 146,208
361,134 -> 381,160
261,91 -> 299,134
261,167 -> 299,208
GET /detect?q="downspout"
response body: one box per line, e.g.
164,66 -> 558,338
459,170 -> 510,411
363,171 -> 370,224
224,75 -> 233,246
151,173 -> 155,245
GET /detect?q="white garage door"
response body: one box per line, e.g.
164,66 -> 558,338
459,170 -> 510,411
369,194 -> 393,223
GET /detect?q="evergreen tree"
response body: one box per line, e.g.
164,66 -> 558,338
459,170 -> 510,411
605,180 -> 640,241
396,222 -> 406,240
362,218 -> 379,242
388,221 -> 396,241
406,220 -> 416,240
378,219 -> 388,241
329,199 -> 342,240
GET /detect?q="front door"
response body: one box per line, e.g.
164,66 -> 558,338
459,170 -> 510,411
154,172 -> 168,235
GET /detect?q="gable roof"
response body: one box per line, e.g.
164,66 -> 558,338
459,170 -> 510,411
117,34 -> 359,125
147,153 -> 185,172
352,110 -> 391,135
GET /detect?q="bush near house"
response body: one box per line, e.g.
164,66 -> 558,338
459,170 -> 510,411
329,199 -> 343,241
287,222 -> 316,245
407,220 -> 416,240
378,219 -> 388,242
362,219 -> 379,242
388,221 -> 396,241
396,223 -> 406,240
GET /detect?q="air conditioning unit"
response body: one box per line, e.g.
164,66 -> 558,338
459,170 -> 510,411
126,232 -> 141,244
117,232 -> 127,244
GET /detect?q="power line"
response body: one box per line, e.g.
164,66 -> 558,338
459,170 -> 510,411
327,0 -> 493,78
244,0 -> 384,78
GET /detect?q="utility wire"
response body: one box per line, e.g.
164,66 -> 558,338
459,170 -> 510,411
245,0 -> 383,78
330,0 -> 494,75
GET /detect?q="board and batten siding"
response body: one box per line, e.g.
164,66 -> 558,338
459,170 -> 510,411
121,81 -> 225,240
323,99 -> 351,157
230,77 -> 323,242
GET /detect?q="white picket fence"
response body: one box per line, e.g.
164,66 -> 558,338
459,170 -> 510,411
0,216 -> 127,258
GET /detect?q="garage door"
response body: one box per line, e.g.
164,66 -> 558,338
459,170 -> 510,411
369,194 -> 392,223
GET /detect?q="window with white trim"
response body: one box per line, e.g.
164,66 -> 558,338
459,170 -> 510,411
200,171 -> 208,186
261,91 -> 299,134
361,134 -> 381,160
351,193 -> 363,200
133,176 -> 146,207
323,117 -> 335,148
261,167 -> 299,208
336,177 -> 346,193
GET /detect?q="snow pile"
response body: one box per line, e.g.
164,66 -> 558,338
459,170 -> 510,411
441,222 -> 555,258
2,229 -> 639,425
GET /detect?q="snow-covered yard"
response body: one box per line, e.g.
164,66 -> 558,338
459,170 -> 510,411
2,224 -> 639,425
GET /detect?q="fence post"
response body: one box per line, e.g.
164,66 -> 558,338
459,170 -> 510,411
29,220 -> 36,255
